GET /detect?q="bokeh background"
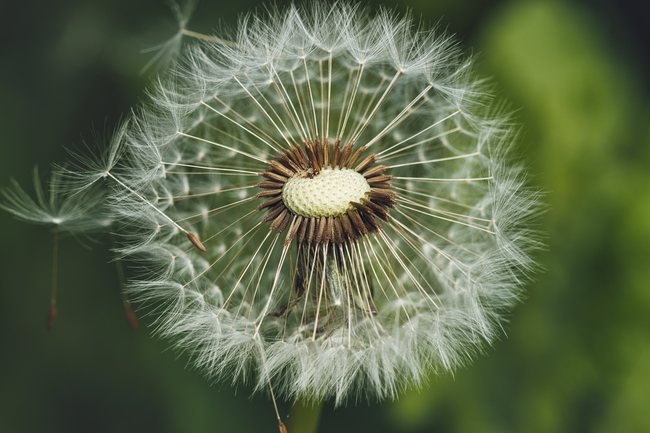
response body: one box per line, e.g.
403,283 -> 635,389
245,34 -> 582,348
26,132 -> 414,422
1,0 -> 648,432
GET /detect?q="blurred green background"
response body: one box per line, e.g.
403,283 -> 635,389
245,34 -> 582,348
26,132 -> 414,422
1,0 -> 648,432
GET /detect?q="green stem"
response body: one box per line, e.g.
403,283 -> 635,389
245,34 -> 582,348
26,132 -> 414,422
46,226 -> 59,330
287,400 -> 323,433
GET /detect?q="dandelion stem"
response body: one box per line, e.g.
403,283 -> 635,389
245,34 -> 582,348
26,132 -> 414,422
267,379 -> 288,433
287,400 -> 322,433
47,225 -> 59,330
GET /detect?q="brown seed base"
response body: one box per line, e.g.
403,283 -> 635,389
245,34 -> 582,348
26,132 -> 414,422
256,139 -> 396,246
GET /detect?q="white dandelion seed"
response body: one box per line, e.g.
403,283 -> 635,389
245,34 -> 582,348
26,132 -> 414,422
0,167 -> 110,329
72,3 -> 539,405
0,123 -> 143,330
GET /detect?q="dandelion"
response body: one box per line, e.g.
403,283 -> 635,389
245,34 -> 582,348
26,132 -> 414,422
89,1 -> 540,405
0,168 -> 107,328
0,124 -> 140,330
3,1 -> 540,425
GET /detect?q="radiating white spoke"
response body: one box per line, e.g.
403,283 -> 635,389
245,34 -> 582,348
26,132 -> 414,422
392,184 -> 484,211
200,100 -> 280,154
290,69 -> 313,142
335,67 -> 355,141
164,171 -> 260,177
219,228 -> 273,313
254,238 -> 291,335
348,75 -> 387,141
176,131 -> 266,163
302,57 -> 320,142
200,120 -> 268,156
387,219 -> 470,296
105,171 -> 190,235
388,220 -> 465,293
361,238 -> 414,327
312,244 -> 329,340
365,83 -> 433,148
233,75 -> 295,150
318,59 -> 325,140
186,220 -> 267,290
392,206 -> 481,258
162,162 -> 260,175
395,175 -> 493,182
377,230 -> 440,309
326,51 -> 333,141
388,151 -> 480,169
201,208 -> 258,248
338,63 -> 364,141
350,70 -> 402,144
397,194 -> 493,224
240,230 -> 283,322
209,95 -> 285,150
268,64 -> 309,144
397,200 -> 495,234
242,74 -> 300,148
172,195 -> 256,224
376,110 -> 461,158
389,211 -> 472,276
168,184 -> 257,201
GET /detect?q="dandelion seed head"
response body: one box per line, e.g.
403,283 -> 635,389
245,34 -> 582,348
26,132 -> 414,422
71,2 -> 544,404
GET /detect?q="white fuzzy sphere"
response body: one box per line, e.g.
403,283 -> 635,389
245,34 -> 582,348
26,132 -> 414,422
102,2 -> 540,405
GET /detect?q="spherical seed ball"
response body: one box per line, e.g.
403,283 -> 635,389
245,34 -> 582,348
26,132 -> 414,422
282,168 -> 370,218
100,2 -> 541,406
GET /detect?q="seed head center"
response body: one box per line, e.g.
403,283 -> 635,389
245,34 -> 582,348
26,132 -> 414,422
282,168 -> 370,218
